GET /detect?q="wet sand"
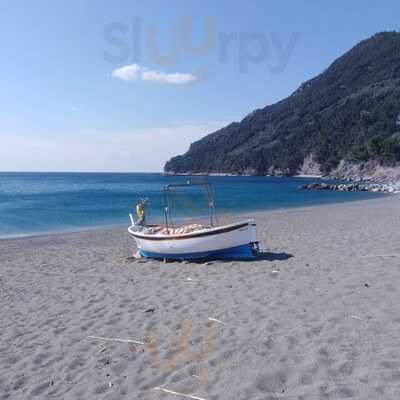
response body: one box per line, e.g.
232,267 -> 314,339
1,196 -> 400,399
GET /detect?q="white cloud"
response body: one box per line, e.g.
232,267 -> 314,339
112,64 -> 142,81
112,64 -> 198,85
0,121 -> 227,172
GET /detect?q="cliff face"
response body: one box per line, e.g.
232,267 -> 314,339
328,160 -> 400,183
164,32 -> 400,177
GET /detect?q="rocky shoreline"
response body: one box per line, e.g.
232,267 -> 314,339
302,181 -> 400,194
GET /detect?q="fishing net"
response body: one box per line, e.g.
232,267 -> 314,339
165,178 -> 217,228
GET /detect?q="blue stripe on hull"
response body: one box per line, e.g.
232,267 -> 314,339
139,243 -> 256,261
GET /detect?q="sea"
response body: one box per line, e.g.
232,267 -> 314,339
0,172 -> 383,238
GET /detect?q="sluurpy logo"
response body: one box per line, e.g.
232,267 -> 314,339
103,16 -> 299,83
146,319 -> 216,386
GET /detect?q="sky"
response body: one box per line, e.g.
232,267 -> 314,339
0,0 -> 399,172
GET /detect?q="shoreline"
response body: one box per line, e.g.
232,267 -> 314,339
0,194 -> 391,242
0,194 -> 394,242
0,222 -> 126,242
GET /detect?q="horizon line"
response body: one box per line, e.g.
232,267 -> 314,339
0,170 -> 164,174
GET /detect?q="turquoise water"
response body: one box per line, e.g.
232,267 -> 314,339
0,172 -> 382,238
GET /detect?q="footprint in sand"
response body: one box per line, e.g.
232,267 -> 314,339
255,369 -> 287,394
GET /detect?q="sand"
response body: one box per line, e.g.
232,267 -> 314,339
1,196 -> 400,400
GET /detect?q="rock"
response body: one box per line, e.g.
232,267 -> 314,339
302,180 -> 399,194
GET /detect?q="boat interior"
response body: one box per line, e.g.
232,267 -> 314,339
137,223 -> 208,235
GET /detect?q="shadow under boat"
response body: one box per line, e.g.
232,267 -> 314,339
156,250 -> 294,263
207,250 -> 294,263
253,251 -> 294,262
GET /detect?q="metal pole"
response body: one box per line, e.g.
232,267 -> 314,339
163,185 -> 169,232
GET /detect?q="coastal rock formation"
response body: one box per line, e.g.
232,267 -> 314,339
298,154 -> 322,177
302,181 -> 400,194
165,32 -> 400,179
328,160 -> 400,183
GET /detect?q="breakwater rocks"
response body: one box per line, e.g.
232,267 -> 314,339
302,182 -> 400,194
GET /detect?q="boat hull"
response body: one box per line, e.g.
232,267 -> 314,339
139,243 -> 255,260
128,220 -> 258,261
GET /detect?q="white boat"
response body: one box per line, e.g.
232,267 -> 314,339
128,178 -> 259,261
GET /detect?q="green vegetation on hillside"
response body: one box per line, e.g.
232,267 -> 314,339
165,32 -> 400,175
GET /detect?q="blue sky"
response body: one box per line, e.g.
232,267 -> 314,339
1,0 -> 399,172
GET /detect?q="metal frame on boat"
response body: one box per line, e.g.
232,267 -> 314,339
128,177 -> 259,261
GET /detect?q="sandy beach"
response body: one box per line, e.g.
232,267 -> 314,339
1,196 -> 400,400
